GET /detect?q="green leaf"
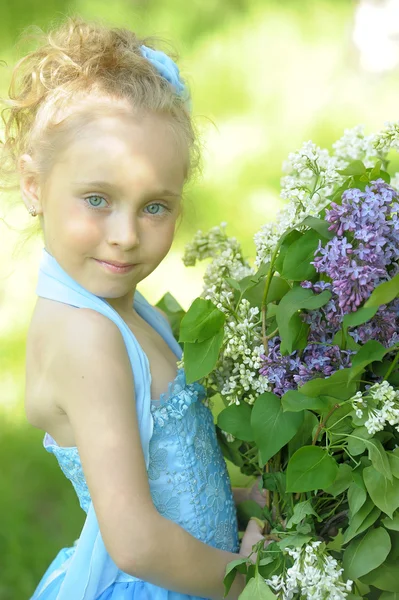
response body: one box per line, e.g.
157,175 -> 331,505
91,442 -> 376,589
286,500 -> 319,528
242,275 -> 290,308
281,229 -> 321,281
347,426 -> 372,456
387,449 -> 399,478
281,390 -> 330,413
380,593 -> 399,600
226,277 -> 242,291
327,529 -> 345,552
224,557 -> 248,597
369,160 -> 382,180
361,561 -> 399,592
179,298 -> 225,343
349,340 -> 387,382
382,512 -> 399,532
286,446 -> 338,492
276,287 -> 331,354
274,230 -> 302,273
348,482 -> 367,515
363,466 -> 399,518
300,215 -> 335,240
238,572 -> 277,599
216,429 -> 244,467
217,403 -> 254,442
323,463 -> 353,497
337,160 -> 367,176
343,501 -> 381,544
343,527 -> 391,580
299,368 -> 356,400
365,438 -> 392,481
333,329 -> 361,351
288,410 -> 319,456
156,291 -> 184,314
184,329 -> 224,383
365,273 -> 399,308
156,292 -> 186,338
276,533 -> 312,549
342,306 -> 378,331
379,169 -> 391,184
251,393 -> 303,466
265,276 -> 291,304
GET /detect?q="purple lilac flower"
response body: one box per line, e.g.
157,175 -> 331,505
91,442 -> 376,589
313,179 -> 399,313
349,300 -> 399,347
259,337 -> 353,397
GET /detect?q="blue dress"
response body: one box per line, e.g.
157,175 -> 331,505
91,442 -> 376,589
30,249 -> 239,600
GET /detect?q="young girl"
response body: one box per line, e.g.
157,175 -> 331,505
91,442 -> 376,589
1,17 -> 265,600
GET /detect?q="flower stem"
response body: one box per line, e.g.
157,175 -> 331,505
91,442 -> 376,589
261,245 -> 280,354
384,349 -> 399,380
312,404 -> 341,445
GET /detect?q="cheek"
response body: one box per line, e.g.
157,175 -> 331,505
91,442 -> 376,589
62,204 -> 103,247
156,222 -> 176,255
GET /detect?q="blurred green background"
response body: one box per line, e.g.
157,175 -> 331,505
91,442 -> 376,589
2,0 -> 399,597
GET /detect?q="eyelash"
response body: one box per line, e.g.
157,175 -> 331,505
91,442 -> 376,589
84,195 -> 172,217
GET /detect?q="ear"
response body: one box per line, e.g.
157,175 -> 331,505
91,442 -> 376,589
18,154 -> 43,215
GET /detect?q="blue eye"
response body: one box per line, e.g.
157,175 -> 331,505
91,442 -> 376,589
85,195 -> 107,209
144,203 -> 168,215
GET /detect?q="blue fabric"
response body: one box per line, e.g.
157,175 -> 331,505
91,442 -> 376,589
139,45 -> 187,97
30,248 -> 239,600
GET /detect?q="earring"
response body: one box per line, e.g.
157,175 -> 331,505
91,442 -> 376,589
28,205 -> 37,217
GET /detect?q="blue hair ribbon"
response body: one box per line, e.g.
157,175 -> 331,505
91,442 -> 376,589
139,44 -> 190,105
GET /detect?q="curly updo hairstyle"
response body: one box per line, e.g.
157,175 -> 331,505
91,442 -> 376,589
0,16 -> 201,229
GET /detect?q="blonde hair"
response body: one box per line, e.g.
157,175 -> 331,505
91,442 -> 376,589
0,16 -> 202,235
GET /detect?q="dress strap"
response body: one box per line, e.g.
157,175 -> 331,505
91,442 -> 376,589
34,247 -> 182,599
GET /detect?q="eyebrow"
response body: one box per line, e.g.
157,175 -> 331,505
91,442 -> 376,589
73,180 -> 181,198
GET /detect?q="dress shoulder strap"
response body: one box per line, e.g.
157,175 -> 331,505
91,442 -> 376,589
34,248 -> 181,599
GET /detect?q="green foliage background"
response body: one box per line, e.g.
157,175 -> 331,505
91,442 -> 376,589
1,0 -> 399,597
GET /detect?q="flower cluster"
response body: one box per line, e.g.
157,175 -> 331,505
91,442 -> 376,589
182,223 -> 253,310
266,542 -> 353,600
313,180 -> 399,312
351,380 -> 399,435
332,124 -> 381,169
374,120 -> 399,154
350,301 -> 399,347
254,142 -> 343,267
259,337 -> 353,397
209,299 -> 270,407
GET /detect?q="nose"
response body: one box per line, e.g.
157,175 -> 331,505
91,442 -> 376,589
106,211 -> 140,250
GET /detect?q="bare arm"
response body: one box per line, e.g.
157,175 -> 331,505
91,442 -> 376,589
53,309 -> 245,600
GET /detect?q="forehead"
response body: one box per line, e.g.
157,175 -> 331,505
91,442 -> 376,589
53,113 -> 187,190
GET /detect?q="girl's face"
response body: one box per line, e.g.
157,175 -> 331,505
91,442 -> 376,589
23,111 -> 186,313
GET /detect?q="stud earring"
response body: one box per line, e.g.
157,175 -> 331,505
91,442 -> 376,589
28,205 -> 37,217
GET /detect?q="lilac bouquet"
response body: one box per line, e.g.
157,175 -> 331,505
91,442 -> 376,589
159,124 -> 399,599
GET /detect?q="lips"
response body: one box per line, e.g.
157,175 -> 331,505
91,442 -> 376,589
97,259 -> 136,267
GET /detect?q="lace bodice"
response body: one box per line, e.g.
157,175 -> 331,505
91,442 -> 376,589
43,368 -> 239,566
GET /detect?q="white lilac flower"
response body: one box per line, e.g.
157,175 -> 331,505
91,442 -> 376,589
266,541 -> 353,600
182,226 -> 269,407
350,380 -> 399,435
374,121 -> 399,154
211,299 -> 270,406
254,142 -> 343,267
183,222 -> 254,310
332,124 -> 381,169
390,172 -> 399,191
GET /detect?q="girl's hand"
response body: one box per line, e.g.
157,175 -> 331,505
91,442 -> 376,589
247,476 -> 267,509
232,476 -> 267,509
239,518 -> 268,557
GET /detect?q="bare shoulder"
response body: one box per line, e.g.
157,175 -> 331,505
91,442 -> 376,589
44,304 -> 159,571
